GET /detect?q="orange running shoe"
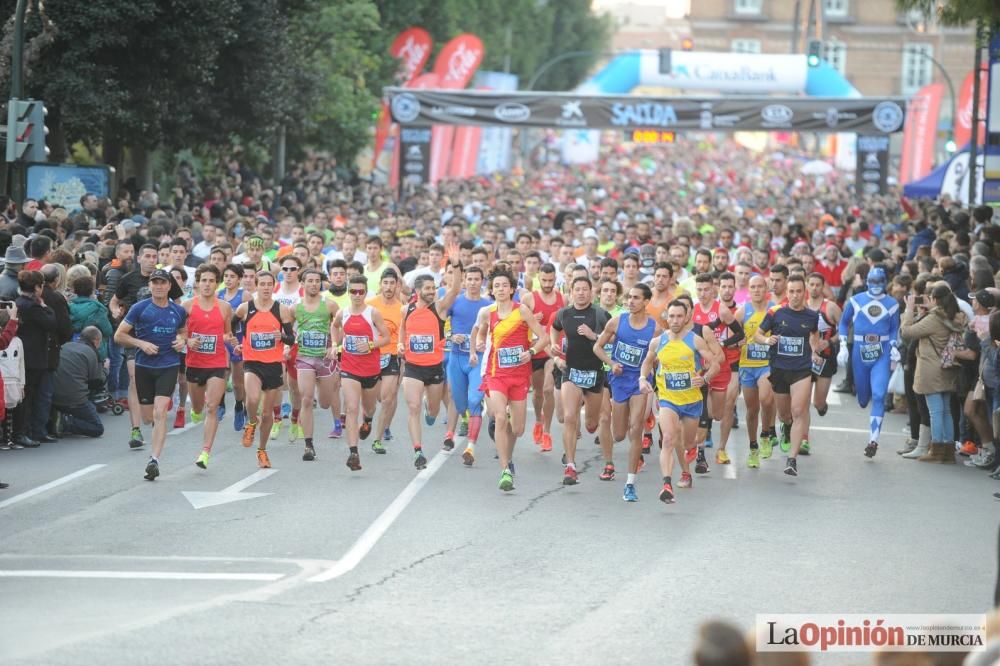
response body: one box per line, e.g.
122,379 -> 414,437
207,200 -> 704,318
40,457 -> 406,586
645,413 -> 655,431
257,449 -> 271,468
540,432 -> 553,452
637,454 -> 645,473
532,422 -> 543,445
242,420 -> 258,448
173,409 -> 185,429
959,440 -> 978,456
685,446 -> 697,464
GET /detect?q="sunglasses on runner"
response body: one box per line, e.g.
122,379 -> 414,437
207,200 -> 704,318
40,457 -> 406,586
282,266 -> 299,272
349,288 -> 366,295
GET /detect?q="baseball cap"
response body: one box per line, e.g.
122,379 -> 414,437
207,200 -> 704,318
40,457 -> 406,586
149,269 -> 184,300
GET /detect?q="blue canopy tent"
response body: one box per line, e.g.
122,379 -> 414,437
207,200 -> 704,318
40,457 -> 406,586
901,145 -> 981,204
902,159 -> 949,199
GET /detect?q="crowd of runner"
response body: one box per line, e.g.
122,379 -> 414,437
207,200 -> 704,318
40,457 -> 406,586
0,136 -> 998,503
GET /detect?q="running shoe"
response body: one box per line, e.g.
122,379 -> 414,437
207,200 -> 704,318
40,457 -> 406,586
128,427 -> 144,449
645,413 -> 655,431
800,440 -> 811,455
458,413 -> 469,437
540,433 -> 553,452
864,441 -> 878,458
281,402 -> 292,419
144,459 -> 159,481
191,410 -> 204,425
695,449 -> 709,474
975,449 -> 997,468
414,450 -> 428,470
637,454 -> 645,473
359,420 -> 372,441
226,378 -> 233,393
508,461 -> 516,477
195,450 -> 210,469
532,422 -> 543,445
173,410 -> 185,429
383,428 -> 393,441
599,463 -> 615,481
760,435 -> 773,459
347,451 -> 362,471
371,439 -> 386,455
561,453 -> 567,465
257,449 -> 271,469
685,446 -> 697,464
704,435 -> 713,449
498,469 -> 514,492
423,399 -> 435,426
289,422 -> 304,443
747,448 -> 760,469
816,404 -> 828,417
779,423 -> 791,453
241,421 -> 258,447
303,445 -> 316,462
677,472 -> 693,489
658,482 -> 674,503
783,457 -> 798,476
733,409 -> 739,429
623,483 -> 638,502
329,419 -> 343,439
488,417 -> 496,441
716,450 -> 731,465
270,422 -> 281,440
994,492 -> 1000,501
234,406 -> 247,432
216,404 -> 225,422
562,465 -> 579,485
641,433 -> 652,455
462,447 -> 475,466
959,441 -> 978,456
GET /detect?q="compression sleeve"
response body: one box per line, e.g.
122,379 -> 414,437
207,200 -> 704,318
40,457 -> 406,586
723,318 -> 745,347
281,321 -> 296,345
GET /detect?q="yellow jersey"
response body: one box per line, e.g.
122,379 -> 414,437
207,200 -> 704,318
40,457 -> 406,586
654,330 -> 703,405
740,300 -> 774,368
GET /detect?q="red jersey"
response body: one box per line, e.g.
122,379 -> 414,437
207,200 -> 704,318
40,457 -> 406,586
485,305 -> 531,381
186,300 -> 228,369
529,290 -> 564,360
340,306 -> 380,377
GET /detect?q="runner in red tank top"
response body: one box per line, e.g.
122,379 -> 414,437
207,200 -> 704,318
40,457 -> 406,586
714,271 -> 747,466
519,263 -> 564,451
182,265 -> 235,469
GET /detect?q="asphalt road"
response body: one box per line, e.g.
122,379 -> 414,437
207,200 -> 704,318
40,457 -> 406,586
1,382 -> 996,665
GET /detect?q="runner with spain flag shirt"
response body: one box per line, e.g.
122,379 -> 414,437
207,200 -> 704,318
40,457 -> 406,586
470,269 -> 549,492
398,243 -> 463,470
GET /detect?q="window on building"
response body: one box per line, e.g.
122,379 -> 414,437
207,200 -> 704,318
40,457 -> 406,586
901,43 -> 933,95
734,0 -> 763,15
731,39 -> 762,54
823,40 -> 847,75
823,0 -> 848,18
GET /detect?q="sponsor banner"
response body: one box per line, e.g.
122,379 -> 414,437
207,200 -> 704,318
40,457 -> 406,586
474,71 -> 519,175
385,88 -> 906,134
985,33 -> 1000,198
390,27 -> 432,83
756,614 -> 986,653
397,126 -> 432,189
638,50 -> 808,94
954,67 -> 987,148
390,72 -> 440,189
855,135 -> 890,196
428,34 -> 486,184
899,82 -> 944,184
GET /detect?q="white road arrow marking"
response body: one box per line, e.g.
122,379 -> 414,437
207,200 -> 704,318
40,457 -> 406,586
182,469 -> 278,509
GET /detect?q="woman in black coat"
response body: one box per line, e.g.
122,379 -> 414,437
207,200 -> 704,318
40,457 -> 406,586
13,270 -> 57,446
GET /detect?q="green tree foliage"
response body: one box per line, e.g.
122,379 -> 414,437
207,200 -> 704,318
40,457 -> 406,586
894,0 -> 1000,27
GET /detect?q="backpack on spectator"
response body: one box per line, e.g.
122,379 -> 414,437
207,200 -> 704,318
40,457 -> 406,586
0,336 -> 25,408
939,331 -> 964,369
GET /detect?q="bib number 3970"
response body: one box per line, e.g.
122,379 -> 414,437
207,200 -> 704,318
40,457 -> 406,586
568,368 -> 598,389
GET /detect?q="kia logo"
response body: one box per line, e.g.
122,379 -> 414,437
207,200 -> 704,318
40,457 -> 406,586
761,104 -> 793,124
493,102 -> 531,122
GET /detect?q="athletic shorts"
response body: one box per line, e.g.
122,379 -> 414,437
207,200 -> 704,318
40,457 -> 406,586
739,366 -> 771,389
769,367 -> 813,395
708,364 -> 732,392
811,355 -> 838,379
658,399 -> 703,421
340,371 -> 380,390
552,365 -> 563,389
296,355 -> 334,379
380,354 -> 401,377
284,344 -> 298,381
563,367 -> 605,395
185,366 -> 226,386
531,357 -> 549,373
245,360 -> 284,391
178,354 -> 186,372
135,365 -> 179,405
483,374 -> 529,401
403,362 -> 444,386
608,372 -> 643,403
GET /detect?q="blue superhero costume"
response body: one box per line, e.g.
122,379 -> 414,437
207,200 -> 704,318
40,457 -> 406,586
836,267 -> 900,450
446,291 -> 493,418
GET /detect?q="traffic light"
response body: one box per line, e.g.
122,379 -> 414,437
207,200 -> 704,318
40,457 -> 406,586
807,40 -> 822,67
680,38 -> 694,51
6,98 -> 48,163
658,47 -> 672,74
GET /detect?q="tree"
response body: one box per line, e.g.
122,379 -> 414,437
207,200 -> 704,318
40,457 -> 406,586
894,0 -> 1000,27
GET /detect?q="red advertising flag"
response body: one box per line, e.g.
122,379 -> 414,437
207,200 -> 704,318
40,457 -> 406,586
429,34 -> 485,184
954,66 -> 988,148
376,27 -> 434,167
899,82 -> 944,184
390,72 -> 441,190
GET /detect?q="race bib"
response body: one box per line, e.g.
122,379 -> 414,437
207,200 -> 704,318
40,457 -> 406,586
380,353 -> 391,370
747,343 -> 770,361
860,342 -> 882,363
777,336 -> 804,357
249,332 -> 277,350
300,330 -> 328,350
408,334 -> 434,354
344,335 -> 370,355
194,334 -> 217,354
498,346 -> 525,369
665,371 -> 692,391
568,367 -> 598,388
811,358 -> 826,375
613,341 -> 644,368
456,338 -> 471,353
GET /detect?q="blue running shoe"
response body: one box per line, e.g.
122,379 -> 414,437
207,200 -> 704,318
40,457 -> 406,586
423,399 -> 435,426
233,406 -> 247,432
508,461 -> 516,477
281,402 -> 292,419
216,404 -> 225,422
623,483 -> 638,502
383,428 -> 393,441
705,435 -> 714,449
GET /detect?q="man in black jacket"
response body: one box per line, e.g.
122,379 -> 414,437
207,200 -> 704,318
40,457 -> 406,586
14,270 -> 57,446
53,327 -> 106,438
41,264 -> 73,439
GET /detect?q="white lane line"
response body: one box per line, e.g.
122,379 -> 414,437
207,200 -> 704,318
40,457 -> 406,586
167,422 -> 201,436
0,570 -> 283,581
723,462 -> 738,480
309,451 -> 450,582
826,392 -> 841,405
0,464 -> 106,510
811,426 -> 904,437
